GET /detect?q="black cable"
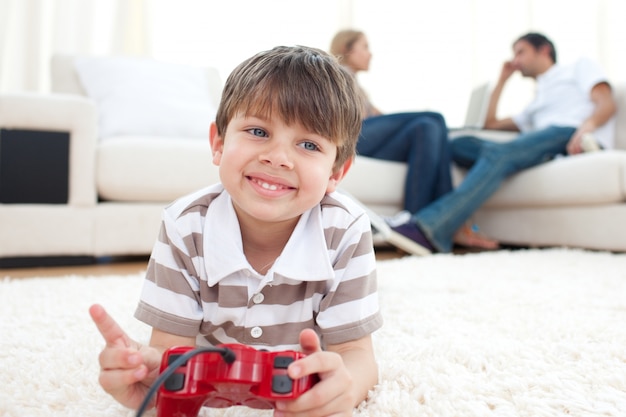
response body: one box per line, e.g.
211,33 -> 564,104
135,346 -> 236,417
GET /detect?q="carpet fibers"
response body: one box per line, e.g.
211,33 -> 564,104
2,248 -> 626,417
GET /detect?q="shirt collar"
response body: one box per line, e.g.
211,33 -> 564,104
204,190 -> 334,285
537,63 -> 559,84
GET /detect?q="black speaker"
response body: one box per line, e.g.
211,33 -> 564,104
0,129 -> 70,204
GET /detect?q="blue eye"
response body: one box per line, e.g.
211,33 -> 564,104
300,141 -> 320,151
248,128 -> 268,137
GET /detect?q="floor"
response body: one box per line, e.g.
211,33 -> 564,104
0,256 -> 151,279
0,244 -> 487,279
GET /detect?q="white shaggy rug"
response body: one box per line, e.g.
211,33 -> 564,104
2,248 -> 626,417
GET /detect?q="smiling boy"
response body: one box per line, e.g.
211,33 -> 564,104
90,45 -> 383,416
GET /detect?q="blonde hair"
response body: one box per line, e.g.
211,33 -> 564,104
215,45 -> 363,169
329,29 -> 365,63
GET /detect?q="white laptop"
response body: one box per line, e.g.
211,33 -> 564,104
455,82 -> 492,130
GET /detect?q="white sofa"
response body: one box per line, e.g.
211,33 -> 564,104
0,56 -> 625,264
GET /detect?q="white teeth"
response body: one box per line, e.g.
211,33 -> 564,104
255,179 -> 280,190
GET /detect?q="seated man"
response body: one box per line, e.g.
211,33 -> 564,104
391,32 -> 617,253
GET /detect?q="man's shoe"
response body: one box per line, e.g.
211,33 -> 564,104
389,222 -> 435,256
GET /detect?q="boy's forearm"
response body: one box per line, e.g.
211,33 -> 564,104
329,335 -> 379,406
149,328 -> 196,353
343,349 -> 379,405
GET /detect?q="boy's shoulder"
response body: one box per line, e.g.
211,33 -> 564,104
319,191 -> 372,236
320,191 -> 367,219
164,183 -> 226,219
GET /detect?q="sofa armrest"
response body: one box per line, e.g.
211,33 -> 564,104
0,93 -> 98,206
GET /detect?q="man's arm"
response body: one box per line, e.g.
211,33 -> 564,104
483,61 -> 521,132
567,81 -> 617,154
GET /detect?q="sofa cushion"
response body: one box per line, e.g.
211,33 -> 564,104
465,150 -> 626,208
74,56 -> 216,139
340,156 -> 406,215
97,136 -> 219,202
97,137 -> 409,212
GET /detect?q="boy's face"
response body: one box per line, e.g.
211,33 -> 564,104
210,114 -> 351,225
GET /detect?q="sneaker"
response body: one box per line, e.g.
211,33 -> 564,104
334,188 -> 431,256
383,210 -> 412,227
389,222 -> 435,255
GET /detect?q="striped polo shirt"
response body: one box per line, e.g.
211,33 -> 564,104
134,183 -> 383,351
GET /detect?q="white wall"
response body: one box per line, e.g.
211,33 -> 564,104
1,0 -> 625,127
351,0 -> 626,125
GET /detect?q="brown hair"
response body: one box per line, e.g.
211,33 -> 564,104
329,30 -> 365,63
515,32 -> 557,63
215,45 -> 363,169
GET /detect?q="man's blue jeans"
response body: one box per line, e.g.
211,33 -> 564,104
359,112 -> 452,212
413,126 -> 576,252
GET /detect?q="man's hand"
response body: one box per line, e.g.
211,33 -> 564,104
273,329 -> 357,417
498,60 -> 518,84
89,304 -> 162,410
568,82 -> 617,155
567,130 -> 586,155
567,119 -> 598,155
484,61 -> 522,131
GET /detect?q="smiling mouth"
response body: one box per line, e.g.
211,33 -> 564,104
249,177 -> 292,191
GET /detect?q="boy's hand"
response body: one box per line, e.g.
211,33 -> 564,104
89,304 -> 162,410
274,329 -> 356,417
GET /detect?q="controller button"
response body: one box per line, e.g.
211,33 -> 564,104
274,356 -> 294,369
272,375 -> 293,394
164,373 -> 185,392
252,293 -> 265,304
167,353 -> 187,366
250,326 -> 263,338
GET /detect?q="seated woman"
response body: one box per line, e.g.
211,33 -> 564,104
330,29 -> 497,249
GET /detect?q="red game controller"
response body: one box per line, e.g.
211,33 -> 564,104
155,344 -> 317,417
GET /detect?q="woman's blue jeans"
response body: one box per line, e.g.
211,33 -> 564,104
413,126 -> 576,252
359,112 -> 453,213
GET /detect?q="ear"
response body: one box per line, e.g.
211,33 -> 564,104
538,44 -> 552,59
326,157 -> 353,194
209,122 -> 224,166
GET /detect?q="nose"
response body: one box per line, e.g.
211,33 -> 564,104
259,142 -> 294,169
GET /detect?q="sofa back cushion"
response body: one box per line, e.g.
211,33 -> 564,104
51,55 -> 224,141
51,54 -> 223,112
51,55 -> 86,95
97,136 -> 219,202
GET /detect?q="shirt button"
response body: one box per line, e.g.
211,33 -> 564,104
251,326 -> 263,338
252,293 -> 265,304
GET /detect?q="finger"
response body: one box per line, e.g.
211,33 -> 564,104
289,350 -> 342,382
140,344 -> 164,372
276,373 -> 349,416
290,329 -> 329,379
298,328 -> 322,356
98,346 -> 144,371
98,365 -> 149,394
89,304 -> 132,348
